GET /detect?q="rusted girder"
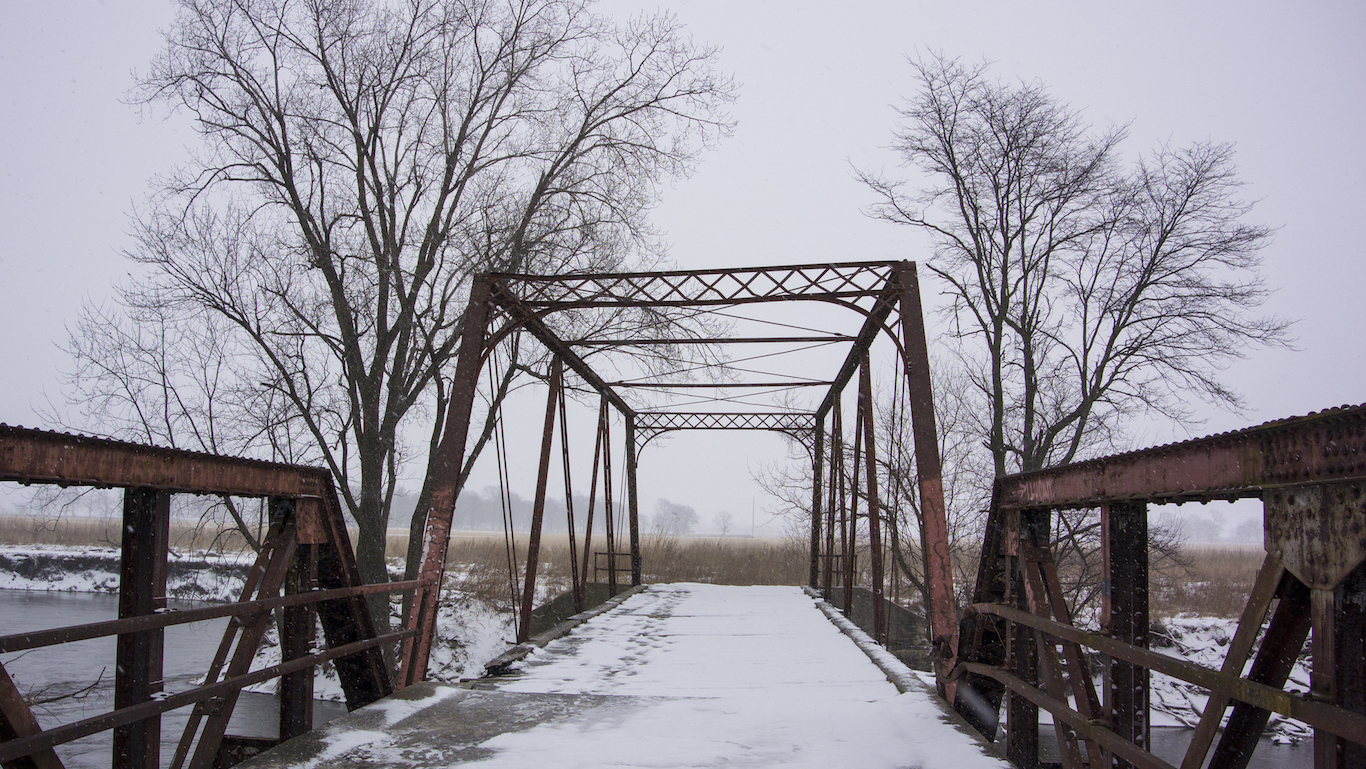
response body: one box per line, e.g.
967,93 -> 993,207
0,629 -> 416,767
633,412 -> 819,450
0,424 -> 391,714
996,403 -> 1366,510
0,580 -> 424,654
609,381 -> 831,389
0,424 -> 330,497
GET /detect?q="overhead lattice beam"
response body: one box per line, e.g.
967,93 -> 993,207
635,412 -> 817,432
492,261 -> 897,309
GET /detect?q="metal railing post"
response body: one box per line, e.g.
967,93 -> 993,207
1102,501 -> 1150,761
626,412 -> 642,586
113,487 -> 170,769
518,357 -> 562,643
810,418 -> 825,589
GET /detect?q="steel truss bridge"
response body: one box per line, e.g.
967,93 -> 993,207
0,261 -> 1361,769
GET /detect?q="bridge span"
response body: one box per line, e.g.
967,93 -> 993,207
239,584 -> 1006,769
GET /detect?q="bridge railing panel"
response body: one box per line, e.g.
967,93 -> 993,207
0,425 -> 419,769
953,405 -> 1366,769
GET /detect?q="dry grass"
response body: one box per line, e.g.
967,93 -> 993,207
0,514 -> 261,552
639,535 -> 807,585
0,514 -> 1264,620
1152,544 -> 1265,619
390,531 -> 809,610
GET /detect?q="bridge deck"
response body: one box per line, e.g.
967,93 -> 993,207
242,584 -> 1007,768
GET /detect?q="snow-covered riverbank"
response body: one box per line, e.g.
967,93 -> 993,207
0,545 -> 515,694
0,545 -> 1313,743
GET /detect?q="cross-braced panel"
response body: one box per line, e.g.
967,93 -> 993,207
634,412 -> 817,452
635,412 -> 817,432
493,261 -> 897,309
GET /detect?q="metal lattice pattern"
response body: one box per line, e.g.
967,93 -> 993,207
494,261 -> 897,308
635,412 -> 817,432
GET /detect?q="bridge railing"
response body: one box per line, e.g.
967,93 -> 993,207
951,404 -> 1366,769
0,424 -> 418,769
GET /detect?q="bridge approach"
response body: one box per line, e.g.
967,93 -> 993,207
238,584 -> 1006,769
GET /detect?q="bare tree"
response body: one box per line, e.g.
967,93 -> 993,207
860,54 -> 1289,478
651,498 -> 698,537
879,361 -> 993,614
66,0 -> 734,626
58,300 -> 297,550
713,510 -> 734,537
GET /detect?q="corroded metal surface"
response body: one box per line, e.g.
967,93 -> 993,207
0,424 -> 329,497
960,405 -> 1366,767
996,404 -> 1366,509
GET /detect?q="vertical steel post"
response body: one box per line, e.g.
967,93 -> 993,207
559,383 -> 582,613
279,511 -> 315,743
895,261 -> 957,699
1312,587 -> 1337,769
401,275 -> 494,684
626,412 -> 642,586
603,404 -> 618,597
859,354 -> 886,645
518,357 -> 563,643
846,405 -> 863,615
113,487 -> 169,769
810,418 -> 825,589
580,397 -> 607,599
1103,501 -> 1150,761
1327,560 -> 1366,769
1004,509 -> 1039,768
823,406 -> 840,595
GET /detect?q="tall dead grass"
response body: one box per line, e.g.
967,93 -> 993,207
0,514 -> 1264,620
385,531 -> 809,610
0,514 -> 259,552
1152,544 -> 1265,618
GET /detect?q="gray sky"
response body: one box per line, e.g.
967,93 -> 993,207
2,1 -> 1363,535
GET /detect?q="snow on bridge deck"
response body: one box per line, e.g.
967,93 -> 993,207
242,584 -> 1007,768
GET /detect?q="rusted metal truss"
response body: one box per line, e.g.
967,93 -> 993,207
633,411 -> 816,447
401,260 -> 961,703
492,261 -> 898,308
957,404 -> 1366,769
0,425 -> 403,769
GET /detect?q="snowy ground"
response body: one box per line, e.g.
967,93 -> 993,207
1149,615 -> 1312,744
476,584 -> 1008,767
243,584 -> 1010,768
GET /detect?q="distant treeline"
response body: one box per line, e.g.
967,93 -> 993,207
389,486 -> 618,533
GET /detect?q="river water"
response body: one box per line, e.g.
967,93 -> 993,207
0,589 -> 346,769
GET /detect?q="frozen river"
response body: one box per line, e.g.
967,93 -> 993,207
0,589 -> 346,769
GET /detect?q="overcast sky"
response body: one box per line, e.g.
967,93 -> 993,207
2,1 -> 1362,535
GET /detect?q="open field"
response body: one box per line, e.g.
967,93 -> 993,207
0,515 -> 1264,618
